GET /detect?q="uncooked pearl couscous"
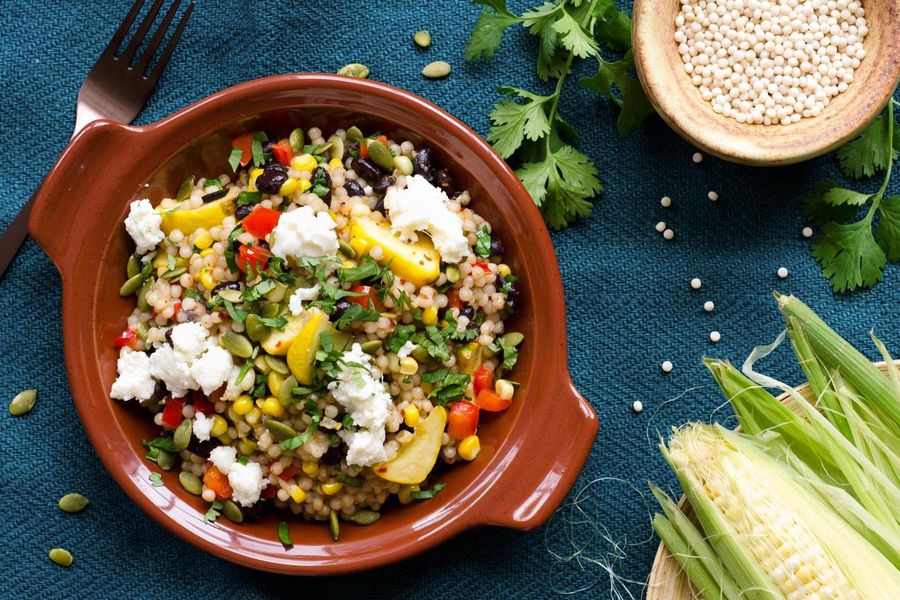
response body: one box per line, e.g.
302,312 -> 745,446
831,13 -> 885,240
675,0 -> 868,126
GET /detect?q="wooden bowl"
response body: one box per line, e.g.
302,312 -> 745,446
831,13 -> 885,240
646,361 -> 896,599
632,0 -> 900,166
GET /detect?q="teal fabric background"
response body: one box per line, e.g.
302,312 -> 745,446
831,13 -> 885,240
1,1 -> 898,598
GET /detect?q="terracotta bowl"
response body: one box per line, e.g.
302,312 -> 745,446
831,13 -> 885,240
632,0 -> 900,166
28,74 -> 598,574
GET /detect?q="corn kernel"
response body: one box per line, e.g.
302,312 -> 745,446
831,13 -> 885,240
458,435 -> 481,461
403,405 -> 420,428
497,264 -> 511,277
289,485 -> 307,504
295,177 -> 311,193
398,484 -> 419,505
422,306 -> 438,326
248,167 -> 264,192
302,461 -> 318,475
199,267 -> 215,290
193,230 -> 213,250
328,158 -> 343,169
496,379 -> 515,401
216,434 -> 233,445
244,407 -> 262,426
268,372 -> 285,397
279,177 -> 299,196
200,248 -> 214,258
262,397 -> 284,417
233,395 -> 254,415
210,415 -> 228,437
237,439 -> 257,455
291,153 -> 318,172
321,482 -> 343,495
399,357 -> 419,376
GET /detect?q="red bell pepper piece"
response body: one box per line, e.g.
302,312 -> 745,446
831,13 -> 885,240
473,261 -> 491,273
242,206 -> 281,238
448,401 -> 479,439
114,328 -> 138,349
475,389 -> 511,412
261,484 -> 277,499
278,466 -> 301,481
191,391 -> 214,415
348,284 -> 384,311
172,301 -> 182,321
161,396 -> 185,428
236,244 -> 271,273
473,366 -> 493,395
204,466 -> 232,500
358,141 -> 369,159
271,139 -> 293,166
232,133 -> 255,167
446,289 -> 463,311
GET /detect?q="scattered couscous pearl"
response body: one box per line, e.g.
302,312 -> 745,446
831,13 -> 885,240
663,228 -> 675,240
632,400 -> 644,413
802,227 -> 814,238
708,191 -> 718,202
661,360 -> 673,373
655,221 -> 667,233
201,488 -> 216,502
692,152 -> 703,164
661,196 -> 672,208
703,300 -> 715,313
710,331 -> 721,343
777,266 -> 789,279
690,277 -> 702,290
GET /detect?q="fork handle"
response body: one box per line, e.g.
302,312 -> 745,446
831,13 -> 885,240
0,191 -> 37,281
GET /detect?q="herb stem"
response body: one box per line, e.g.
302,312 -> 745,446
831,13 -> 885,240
866,101 -> 896,222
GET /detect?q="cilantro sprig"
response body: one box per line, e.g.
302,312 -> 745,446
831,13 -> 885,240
466,0 -> 653,229
805,100 -> 899,292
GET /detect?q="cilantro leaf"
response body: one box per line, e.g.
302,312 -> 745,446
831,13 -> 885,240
812,218 -> 886,292
237,191 -> 262,206
876,196 -> 900,261
474,225 -> 492,257
337,255 -> 386,284
820,187 -> 873,207
551,9 -> 598,58
279,400 -> 323,450
580,53 -> 654,135
385,324 -> 417,354
205,500 -> 223,523
594,4 -> 631,51
465,1 -> 521,61
487,90 -> 553,158
803,180 -> 861,225
335,303 -> 380,329
518,145 -> 601,229
228,147 -> 243,173
837,109 -> 897,179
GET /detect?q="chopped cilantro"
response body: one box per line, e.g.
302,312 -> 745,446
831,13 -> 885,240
200,177 -> 221,189
205,500 -> 223,523
338,255 -> 386,284
257,315 -> 288,328
149,472 -> 164,487
224,226 -> 244,272
385,324 -> 417,354
279,399 -> 323,450
237,455 -> 249,465
223,299 -> 247,324
237,191 -> 262,206
335,302 -> 380,329
336,473 -> 363,487
410,483 -> 446,500
228,147 -> 243,173
241,278 -> 275,302
474,225 -> 491,257
183,288 -> 206,304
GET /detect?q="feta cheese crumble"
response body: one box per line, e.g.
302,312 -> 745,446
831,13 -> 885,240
208,446 -> 267,507
384,174 -> 470,264
192,412 -> 214,442
396,340 -> 417,359
223,364 -> 255,401
191,343 -> 234,395
124,199 -> 165,254
288,284 -> 321,316
271,206 -> 339,260
110,349 -> 155,401
149,345 -> 196,397
170,322 -> 208,363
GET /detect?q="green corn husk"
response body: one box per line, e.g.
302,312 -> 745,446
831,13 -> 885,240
651,514 -> 729,600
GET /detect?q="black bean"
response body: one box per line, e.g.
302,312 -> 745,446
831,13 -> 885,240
435,168 -> 455,195
332,299 -> 352,321
235,204 -> 253,221
373,175 -> 395,195
373,197 -> 385,214
413,147 -> 434,181
461,305 -> 476,321
187,437 -> 221,460
352,156 -> 382,181
489,238 -> 505,256
212,281 -> 241,295
346,140 -> 359,157
262,140 -> 275,154
201,189 -> 228,202
343,179 -> 366,197
321,445 -> 343,466
257,239 -> 270,250
505,283 -> 521,313
256,163 -> 289,194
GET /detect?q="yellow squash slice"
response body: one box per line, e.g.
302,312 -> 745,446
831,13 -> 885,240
260,314 -> 306,356
286,308 -> 330,385
349,216 -> 440,287
374,406 -> 447,484
158,196 -> 235,235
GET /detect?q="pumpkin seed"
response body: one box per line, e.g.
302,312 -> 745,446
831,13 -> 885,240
173,418 -> 193,451
289,128 -> 305,154
136,322 -> 149,340
422,61 -> 451,79
327,134 -> 345,161
49,548 -> 74,567
360,340 -> 383,354
349,509 -> 381,525
393,155 -> 414,176
261,303 -> 282,319
156,449 -> 177,471
217,288 -> 243,303
222,500 -> 244,523
8,389 -> 37,416
264,419 -> 298,441
127,254 -> 141,278
253,353 -> 272,374
366,139 -> 394,171
264,281 -> 288,303
338,240 -> 357,259
329,509 -> 340,541
176,176 -> 195,202
120,273 -> 144,296
58,493 -> 89,513
264,356 -> 290,376
411,346 -> 430,363
222,332 -> 253,358
313,141 -> 334,156
338,63 -> 369,79
445,265 -> 460,283
500,332 -> 525,347
161,267 -> 187,281
137,279 -> 154,311
413,30 -> 432,48
278,375 -> 297,406
346,126 -> 364,141
245,314 -> 270,343
178,471 -> 203,495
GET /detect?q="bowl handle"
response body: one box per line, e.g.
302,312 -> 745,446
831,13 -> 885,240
480,379 -> 598,530
28,120 -> 140,275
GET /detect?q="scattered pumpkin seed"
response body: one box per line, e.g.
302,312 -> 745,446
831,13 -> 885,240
327,134 -> 344,161
8,389 -> 37,416
346,126 -> 364,141
253,353 -> 272,374
179,471 -> 203,496
264,355 -> 290,376
172,418 -> 193,451
245,314 -> 270,343
264,419 -> 298,441
500,332 -> 525,347
222,500 -> 244,523
58,493 -> 89,513
360,340 -> 383,354
366,139 -> 394,171
49,548 -> 74,567
136,279 -> 153,312
176,176 -> 195,202
411,346 -> 431,364
222,332 -> 253,358
161,267 -> 187,281
422,61 -> 451,79
445,265 -> 460,283
126,254 -> 141,278
312,141 -> 334,156
119,272 -> 144,296
349,509 -> 381,525
413,30 -> 432,48
261,303 -> 282,319
278,375 -> 297,406
264,281 -> 288,303
338,240 -> 357,259
155,449 -> 177,471
393,155 -> 414,176
329,509 -> 340,541
289,128 -> 305,154
217,288 -> 243,303
136,322 -> 149,340
338,63 -> 369,79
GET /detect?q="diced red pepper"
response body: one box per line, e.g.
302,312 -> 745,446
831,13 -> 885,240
271,139 -> 293,166
473,366 -> 494,395
446,289 -> 463,311
377,135 -> 388,146
348,284 -> 384,311
278,466 -> 301,481
236,244 -> 271,273
172,301 -> 182,321
204,466 -> 232,500
191,391 -> 214,415
448,401 -> 479,439
358,141 -> 369,159
232,133 -> 255,167
242,206 -> 281,238
114,328 -> 138,349
473,261 -> 491,273
161,396 -> 185,428
261,484 -> 277,499
475,389 -> 511,412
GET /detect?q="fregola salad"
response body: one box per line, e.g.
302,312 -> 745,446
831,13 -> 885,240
110,124 -> 524,537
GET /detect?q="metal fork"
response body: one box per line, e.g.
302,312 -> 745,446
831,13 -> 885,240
0,0 -> 195,280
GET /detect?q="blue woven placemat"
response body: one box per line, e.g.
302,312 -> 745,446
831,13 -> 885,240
1,1 -> 898,598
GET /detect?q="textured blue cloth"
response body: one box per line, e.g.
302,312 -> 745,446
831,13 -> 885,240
1,1 -> 898,598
